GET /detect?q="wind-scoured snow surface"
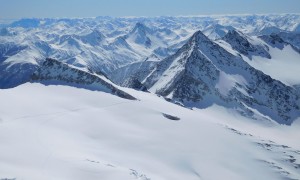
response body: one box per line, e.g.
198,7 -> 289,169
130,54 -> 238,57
0,83 -> 300,180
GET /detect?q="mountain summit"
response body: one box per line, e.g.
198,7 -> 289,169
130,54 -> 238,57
222,30 -> 271,59
126,22 -> 152,48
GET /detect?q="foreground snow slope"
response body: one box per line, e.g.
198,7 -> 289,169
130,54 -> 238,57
0,83 -> 300,180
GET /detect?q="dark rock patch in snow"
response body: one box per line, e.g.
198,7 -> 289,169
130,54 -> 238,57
162,113 -> 180,121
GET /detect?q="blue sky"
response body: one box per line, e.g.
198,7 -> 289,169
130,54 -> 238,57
1,0 -> 300,19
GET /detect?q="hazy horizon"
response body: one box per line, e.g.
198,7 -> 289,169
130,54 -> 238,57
1,0 -> 300,19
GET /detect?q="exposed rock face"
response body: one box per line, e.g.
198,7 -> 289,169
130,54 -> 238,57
122,77 -> 148,92
222,30 -> 271,59
259,34 -> 288,49
144,31 -> 300,125
259,33 -> 300,54
0,43 -> 37,88
31,58 -> 136,100
277,32 -> 300,50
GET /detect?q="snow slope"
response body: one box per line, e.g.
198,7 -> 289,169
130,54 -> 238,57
245,44 -> 300,86
0,83 -> 300,180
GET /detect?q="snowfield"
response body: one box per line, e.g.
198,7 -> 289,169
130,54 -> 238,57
0,83 -> 299,180
245,44 -> 300,86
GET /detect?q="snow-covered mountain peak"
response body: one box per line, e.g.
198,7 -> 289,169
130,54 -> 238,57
90,29 -> 105,38
222,29 -> 271,59
202,24 -> 235,40
126,22 -> 153,48
80,29 -> 106,45
111,35 -> 131,48
259,26 -> 284,36
190,30 -> 212,45
59,34 -> 78,44
187,30 -> 239,66
259,33 -> 287,49
222,29 -> 252,47
223,29 -> 251,44
131,22 -> 152,34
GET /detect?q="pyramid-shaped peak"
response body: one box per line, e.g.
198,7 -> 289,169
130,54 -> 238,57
131,22 -> 152,34
79,30 -> 106,45
190,30 -> 212,44
85,30 -> 105,39
224,29 -> 247,40
135,22 -> 147,29
223,29 -> 271,59
222,29 -> 251,46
